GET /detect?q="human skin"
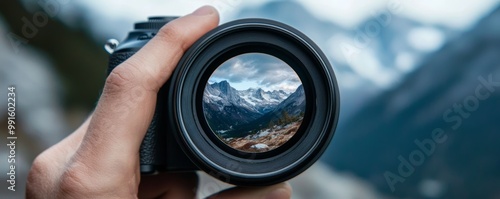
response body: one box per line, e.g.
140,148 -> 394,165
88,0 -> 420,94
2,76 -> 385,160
25,6 -> 292,199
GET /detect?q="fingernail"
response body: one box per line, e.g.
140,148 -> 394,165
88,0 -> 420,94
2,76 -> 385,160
264,187 -> 291,199
192,5 -> 215,16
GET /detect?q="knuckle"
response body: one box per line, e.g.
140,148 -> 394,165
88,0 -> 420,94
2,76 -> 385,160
58,159 -> 137,198
58,163 -> 94,196
104,65 -> 137,94
27,155 -> 50,184
29,155 -> 49,175
27,154 -> 55,197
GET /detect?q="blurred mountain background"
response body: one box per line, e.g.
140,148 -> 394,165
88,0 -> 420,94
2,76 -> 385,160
1,0 -> 499,198
326,7 -> 500,199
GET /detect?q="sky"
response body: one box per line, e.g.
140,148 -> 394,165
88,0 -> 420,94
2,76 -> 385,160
296,0 -> 499,29
24,0 -> 499,90
208,53 -> 301,92
59,0 -> 500,38
41,0 -> 499,91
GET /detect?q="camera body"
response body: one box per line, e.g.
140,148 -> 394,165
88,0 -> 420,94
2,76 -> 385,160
107,17 -> 196,173
106,16 -> 340,186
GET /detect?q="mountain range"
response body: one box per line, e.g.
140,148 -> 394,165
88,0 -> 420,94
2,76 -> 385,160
237,2 -> 500,198
236,1 -> 456,120
323,6 -> 500,199
203,81 -> 305,138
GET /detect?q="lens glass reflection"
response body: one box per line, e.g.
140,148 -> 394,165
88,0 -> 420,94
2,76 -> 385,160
203,53 -> 305,153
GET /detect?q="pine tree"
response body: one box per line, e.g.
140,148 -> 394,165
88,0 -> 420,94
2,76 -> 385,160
283,111 -> 291,124
268,120 -> 275,129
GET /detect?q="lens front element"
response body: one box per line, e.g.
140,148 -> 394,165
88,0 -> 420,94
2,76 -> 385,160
203,53 -> 305,153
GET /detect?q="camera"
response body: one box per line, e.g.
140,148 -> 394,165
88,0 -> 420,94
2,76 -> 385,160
105,16 -> 339,186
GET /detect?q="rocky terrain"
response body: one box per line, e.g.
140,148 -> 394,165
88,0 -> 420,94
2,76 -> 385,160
222,120 -> 302,152
203,81 -> 305,139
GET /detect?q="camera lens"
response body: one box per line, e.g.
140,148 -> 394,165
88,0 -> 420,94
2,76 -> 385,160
203,53 -> 305,153
167,18 -> 339,185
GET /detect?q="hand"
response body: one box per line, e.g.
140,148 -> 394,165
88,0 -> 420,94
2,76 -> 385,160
26,6 -> 292,199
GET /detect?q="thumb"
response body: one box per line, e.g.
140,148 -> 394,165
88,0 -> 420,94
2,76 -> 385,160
73,5 -> 219,176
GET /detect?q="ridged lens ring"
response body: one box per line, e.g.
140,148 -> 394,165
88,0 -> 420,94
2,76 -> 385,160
167,18 -> 340,186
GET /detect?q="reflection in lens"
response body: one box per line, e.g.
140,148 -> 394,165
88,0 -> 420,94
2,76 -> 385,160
203,53 -> 305,153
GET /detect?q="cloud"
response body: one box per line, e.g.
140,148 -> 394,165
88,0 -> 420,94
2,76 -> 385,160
209,53 -> 301,92
297,0 -> 500,29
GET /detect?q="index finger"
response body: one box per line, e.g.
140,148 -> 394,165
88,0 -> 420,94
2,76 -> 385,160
73,6 -> 219,172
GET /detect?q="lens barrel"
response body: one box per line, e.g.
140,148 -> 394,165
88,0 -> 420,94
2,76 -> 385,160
109,16 -> 340,185
167,18 -> 340,185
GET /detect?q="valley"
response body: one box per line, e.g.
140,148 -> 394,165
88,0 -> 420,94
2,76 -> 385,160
203,81 -> 306,141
